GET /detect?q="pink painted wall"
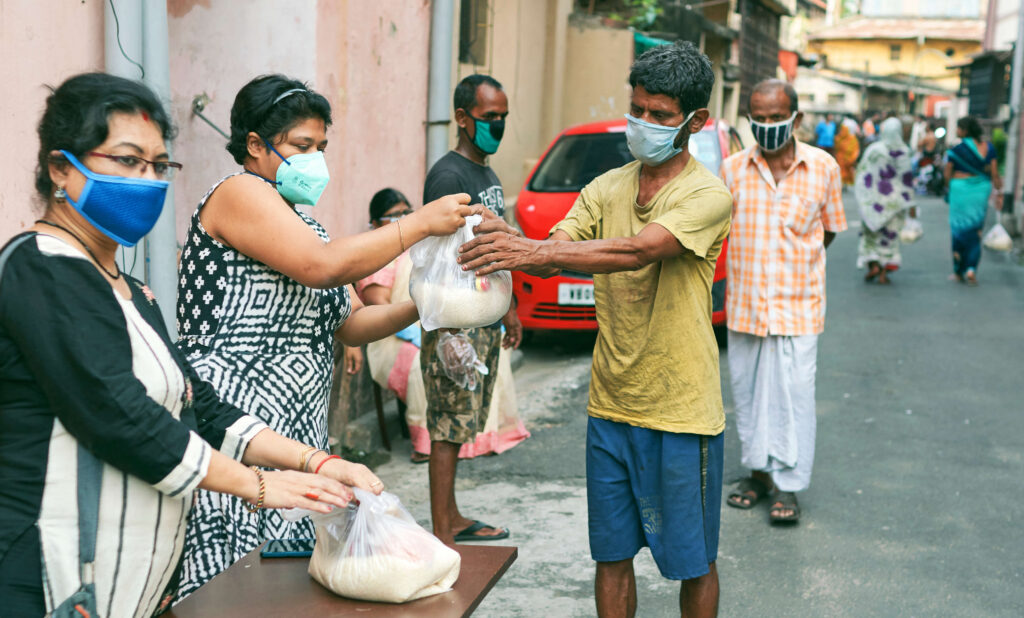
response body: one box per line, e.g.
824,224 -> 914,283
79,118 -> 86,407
0,1 -> 104,242
168,0 -> 430,243
315,1 -> 431,238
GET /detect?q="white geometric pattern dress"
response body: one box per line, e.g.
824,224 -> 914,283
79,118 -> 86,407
174,174 -> 350,599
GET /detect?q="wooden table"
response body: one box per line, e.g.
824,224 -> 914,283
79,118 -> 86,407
167,544 -> 517,617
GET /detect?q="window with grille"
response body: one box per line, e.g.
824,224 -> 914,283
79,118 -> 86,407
459,0 -> 489,65
890,44 -> 901,61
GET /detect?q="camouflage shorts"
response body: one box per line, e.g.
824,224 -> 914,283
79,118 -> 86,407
421,326 -> 502,444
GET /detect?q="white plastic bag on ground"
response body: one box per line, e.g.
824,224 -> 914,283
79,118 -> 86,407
982,222 -> 1013,252
900,217 -> 923,244
410,214 -> 512,331
436,331 -> 488,390
305,489 -> 460,603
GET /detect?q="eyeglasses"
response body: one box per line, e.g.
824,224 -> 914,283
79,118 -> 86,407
86,152 -> 183,180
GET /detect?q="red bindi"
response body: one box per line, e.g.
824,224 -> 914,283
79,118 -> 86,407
141,111 -> 149,122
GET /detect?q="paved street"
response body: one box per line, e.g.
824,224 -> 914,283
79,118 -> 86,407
374,194 -> 1024,617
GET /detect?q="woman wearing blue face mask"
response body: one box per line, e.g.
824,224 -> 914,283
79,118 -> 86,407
174,74 -> 481,598
0,73 -> 367,617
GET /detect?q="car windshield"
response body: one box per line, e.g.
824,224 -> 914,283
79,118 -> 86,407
528,129 -> 723,192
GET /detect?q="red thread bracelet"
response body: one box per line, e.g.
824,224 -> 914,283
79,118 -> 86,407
314,454 -> 342,474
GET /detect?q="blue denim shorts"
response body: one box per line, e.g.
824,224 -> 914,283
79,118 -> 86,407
586,416 -> 723,581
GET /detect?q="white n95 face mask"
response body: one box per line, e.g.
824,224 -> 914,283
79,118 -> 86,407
625,111 -> 696,166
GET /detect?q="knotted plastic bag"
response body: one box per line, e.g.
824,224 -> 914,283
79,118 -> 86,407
900,217 -> 923,244
982,222 -> 1013,252
437,331 -> 489,391
299,489 -> 461,603
409,214 -> 512,331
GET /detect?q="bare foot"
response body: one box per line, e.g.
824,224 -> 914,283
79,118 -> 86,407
965,270 -> 978,286
948,273 -> 964,283
878,272 -> 891,284
865,263 -> 881,282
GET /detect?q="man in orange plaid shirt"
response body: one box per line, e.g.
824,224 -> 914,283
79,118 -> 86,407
719,79 -> 847,524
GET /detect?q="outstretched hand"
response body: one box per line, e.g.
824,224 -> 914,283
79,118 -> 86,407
258,470 -> 353,513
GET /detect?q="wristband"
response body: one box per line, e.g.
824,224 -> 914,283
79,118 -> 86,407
314,454 -> 342,475
246,466 -> 266,513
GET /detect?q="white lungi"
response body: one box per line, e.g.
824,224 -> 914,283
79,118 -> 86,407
727,330 -> 819,492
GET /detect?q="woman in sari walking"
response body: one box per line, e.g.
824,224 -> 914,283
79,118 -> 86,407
835,119 -> 860,187
943,116 -> 1002,285
855,117 -> 916,283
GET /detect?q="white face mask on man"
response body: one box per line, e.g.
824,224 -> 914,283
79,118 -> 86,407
625,111 -> 696,166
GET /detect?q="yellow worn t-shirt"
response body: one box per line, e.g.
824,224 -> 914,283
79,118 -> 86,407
551,158 -> 732,435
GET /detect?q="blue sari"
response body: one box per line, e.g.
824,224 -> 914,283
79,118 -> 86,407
946,139 -> 993,276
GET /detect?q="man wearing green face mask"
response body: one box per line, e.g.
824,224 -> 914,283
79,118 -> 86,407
421,74 -> 523,545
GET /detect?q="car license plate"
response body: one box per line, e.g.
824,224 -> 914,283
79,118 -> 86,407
558,283 -> 594,306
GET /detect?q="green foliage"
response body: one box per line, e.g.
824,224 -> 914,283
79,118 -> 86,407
608,0 -> 663,29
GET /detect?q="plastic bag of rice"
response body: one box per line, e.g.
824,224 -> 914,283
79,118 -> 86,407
409,214 -> 512,331
296,489 -> 460,603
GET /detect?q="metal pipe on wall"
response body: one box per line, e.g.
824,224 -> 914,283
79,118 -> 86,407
142,0 -> 178,337
1001,6 -> 1024,232
104,0 -> 147,282
426,0 -> 455,171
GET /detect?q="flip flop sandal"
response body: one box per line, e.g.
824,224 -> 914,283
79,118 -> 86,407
727,477 -> 769,510
769,491 -> 800,524
453,520 -> 510,543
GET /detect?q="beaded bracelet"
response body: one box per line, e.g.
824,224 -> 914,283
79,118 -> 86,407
314,454 -> 342,475
246,466 -> 266,513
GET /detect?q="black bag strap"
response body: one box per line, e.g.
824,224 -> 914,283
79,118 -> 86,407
0,233 -> 103,587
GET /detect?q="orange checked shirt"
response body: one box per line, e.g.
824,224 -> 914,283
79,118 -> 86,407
720,141 -> 847,337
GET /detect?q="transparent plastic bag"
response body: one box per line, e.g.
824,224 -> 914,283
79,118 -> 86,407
301,489 -> 460,603
409,214 -> 512,331
437,331 -> 489,391
900,217 -> 923,244
982,222 -> 1013,252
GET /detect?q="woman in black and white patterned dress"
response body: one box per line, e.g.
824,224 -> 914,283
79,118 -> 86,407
175,75 -> 480,597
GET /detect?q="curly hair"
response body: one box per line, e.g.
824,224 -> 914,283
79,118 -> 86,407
628,42 -> 714,114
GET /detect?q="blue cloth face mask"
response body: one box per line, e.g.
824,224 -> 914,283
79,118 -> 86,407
266,141 -> 330,206
625,111 -> 696,166
749,113 -> 797,153
59,150 -> 168,247
467,115 -> 505,155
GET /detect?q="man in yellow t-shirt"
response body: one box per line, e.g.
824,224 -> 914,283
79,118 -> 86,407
457,42 -> 731,618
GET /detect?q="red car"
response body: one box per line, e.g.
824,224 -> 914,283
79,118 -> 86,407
512,117 -> 742,338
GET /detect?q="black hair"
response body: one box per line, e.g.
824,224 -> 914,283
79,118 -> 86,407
957,115 -> 983,140
227,74 -> 332,165
628,41 -> 714,114
369,188 -> 410,222
35,72 -> 175,199
453,74 -> 504,113
750,79 -> 799,114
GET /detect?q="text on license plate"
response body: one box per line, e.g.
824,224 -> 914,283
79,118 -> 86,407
558,283 -> 594,306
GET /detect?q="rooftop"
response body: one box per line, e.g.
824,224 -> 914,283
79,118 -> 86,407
808,17 -> 984,42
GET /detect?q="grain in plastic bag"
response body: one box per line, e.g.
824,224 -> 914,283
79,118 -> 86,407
982,222 -> 1012,252
303,489 -> 460,603
410,214 -> 512,331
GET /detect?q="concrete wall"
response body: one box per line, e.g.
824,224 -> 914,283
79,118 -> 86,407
809,38 -> 981,91
0,0 -> 105,242
794,67 -> 863,114
561,16 -> 634,130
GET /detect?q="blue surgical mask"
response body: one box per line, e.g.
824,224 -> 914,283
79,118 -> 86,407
59,150 -> 168,247
467,114 -> 505,155
266,141 -> 330,206
625,111 -> 696,166
749,113 -> 797,153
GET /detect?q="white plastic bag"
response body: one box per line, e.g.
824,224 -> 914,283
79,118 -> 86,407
410,214 -> 512,331
436,331 -> 489,390
982,222 -> 1013,252
900,217 -> 923,244
304,489 -> 460,603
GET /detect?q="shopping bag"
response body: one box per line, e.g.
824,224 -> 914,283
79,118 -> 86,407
436,331 -> 489,391
982,222 -> 1013,252
305,489 -> 460,603
900,217 -> 923,244
409,215 -> 512,331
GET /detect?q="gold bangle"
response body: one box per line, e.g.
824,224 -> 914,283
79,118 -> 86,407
246,466 -> 265,513
396,219 -> 406,253
298,446 -> 317,472
304,449 -> 327,472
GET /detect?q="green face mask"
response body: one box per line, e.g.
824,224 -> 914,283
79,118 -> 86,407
466,114 -> 505,155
